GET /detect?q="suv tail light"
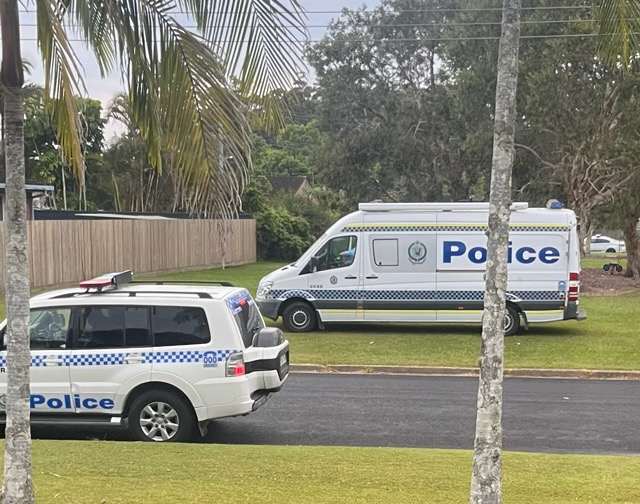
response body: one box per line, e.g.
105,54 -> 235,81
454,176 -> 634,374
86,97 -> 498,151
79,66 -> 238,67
568,272 -> 580,302
226,352 -> 245,377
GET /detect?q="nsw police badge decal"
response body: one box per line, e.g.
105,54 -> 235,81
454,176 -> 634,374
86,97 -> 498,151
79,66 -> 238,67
408,241 -> 427,264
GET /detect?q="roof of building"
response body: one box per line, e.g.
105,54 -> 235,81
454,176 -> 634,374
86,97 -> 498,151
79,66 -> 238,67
268,176 -> 310,193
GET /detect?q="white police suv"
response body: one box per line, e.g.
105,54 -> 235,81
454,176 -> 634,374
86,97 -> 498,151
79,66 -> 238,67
0,271 -> 290,442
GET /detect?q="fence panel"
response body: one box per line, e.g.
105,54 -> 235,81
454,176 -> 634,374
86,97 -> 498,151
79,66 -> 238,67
0,219 -> 255,292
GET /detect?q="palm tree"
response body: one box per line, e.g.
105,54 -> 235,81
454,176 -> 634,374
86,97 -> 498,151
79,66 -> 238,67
0,1 -> 305,501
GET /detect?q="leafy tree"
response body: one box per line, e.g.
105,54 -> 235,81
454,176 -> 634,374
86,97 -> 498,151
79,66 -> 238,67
22,96 -> 106,209
255,205 -> 313,260
308,0 -> 468,206
593,0 -> 640,276
0,0 -> 305,501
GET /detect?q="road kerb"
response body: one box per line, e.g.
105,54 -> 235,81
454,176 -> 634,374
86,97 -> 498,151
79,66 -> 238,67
290,364 -> 640,380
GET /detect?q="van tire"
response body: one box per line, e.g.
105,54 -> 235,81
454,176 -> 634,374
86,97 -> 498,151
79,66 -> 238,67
504,306 -> 520,336
128,390 -> 195,442
282,301 -> 317,333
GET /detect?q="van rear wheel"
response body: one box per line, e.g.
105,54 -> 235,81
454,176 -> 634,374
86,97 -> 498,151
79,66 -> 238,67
282,301 -> 317,333
504,306 -> 520,336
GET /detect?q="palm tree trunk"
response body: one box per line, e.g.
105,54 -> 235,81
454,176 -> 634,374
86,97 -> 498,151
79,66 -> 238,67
1,0 -> 34,501
470,1 -> 521,503
1,89 -> 33,504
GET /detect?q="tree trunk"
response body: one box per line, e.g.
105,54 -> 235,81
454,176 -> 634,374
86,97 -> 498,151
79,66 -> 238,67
0,0 -> 34,501
469,1 -> 521,504
623,209 -> 640,278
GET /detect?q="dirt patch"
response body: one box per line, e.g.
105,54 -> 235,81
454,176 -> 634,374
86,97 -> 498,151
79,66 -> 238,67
581,267 -> 640,296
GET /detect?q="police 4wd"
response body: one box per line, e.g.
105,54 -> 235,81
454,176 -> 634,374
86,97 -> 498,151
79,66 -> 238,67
0,271 -> 290,442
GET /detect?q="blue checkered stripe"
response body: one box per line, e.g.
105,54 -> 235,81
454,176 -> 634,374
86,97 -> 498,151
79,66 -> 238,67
341,225 -> 570,233
274,289 -> 315,300
274,289 -> 563,302
11,350 -> 237,368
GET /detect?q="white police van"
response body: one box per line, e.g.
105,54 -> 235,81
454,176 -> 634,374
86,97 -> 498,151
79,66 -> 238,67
256,201 -> 586,336
0,271 -> 289,442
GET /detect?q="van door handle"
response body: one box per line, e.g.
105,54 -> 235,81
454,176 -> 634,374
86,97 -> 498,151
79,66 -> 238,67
344,275 -> 357,279
366,275 -> 378,280
44,356 -> 63,366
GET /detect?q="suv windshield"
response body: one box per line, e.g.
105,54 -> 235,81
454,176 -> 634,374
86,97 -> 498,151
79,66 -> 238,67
227,292 -> 264,347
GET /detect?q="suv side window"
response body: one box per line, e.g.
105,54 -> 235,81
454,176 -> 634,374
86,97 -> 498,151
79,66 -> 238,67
29,307 -> 72,350
78,306 -> 125,349
125,307 -> 151,347
151,306 -> 211,347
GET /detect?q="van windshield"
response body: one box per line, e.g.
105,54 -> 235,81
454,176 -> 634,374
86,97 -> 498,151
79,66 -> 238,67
293,233 -> 327,267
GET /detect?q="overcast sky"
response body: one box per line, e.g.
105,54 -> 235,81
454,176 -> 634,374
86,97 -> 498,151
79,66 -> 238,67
20,0 -> 373,140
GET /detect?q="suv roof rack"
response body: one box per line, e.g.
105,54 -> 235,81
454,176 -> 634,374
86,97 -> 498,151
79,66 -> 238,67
50,289 -> 215,299
129,280 -> 234,287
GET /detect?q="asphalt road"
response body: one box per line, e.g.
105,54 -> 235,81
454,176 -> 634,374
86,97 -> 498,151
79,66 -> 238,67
29,374 -> 640,455
203,374 -> 639,455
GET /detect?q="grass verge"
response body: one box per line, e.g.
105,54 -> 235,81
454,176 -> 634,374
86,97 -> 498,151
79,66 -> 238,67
3,261 -> 637,371
14,441 -> 640,504
155,262 -> 640,371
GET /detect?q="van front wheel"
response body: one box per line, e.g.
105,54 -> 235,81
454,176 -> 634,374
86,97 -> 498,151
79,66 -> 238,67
504,306 -> 520,336
282,301 -> 317,333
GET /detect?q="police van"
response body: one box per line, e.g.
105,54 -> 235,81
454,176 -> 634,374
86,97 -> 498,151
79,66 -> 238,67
256,201 -> 586,336
0,271 -> 290,442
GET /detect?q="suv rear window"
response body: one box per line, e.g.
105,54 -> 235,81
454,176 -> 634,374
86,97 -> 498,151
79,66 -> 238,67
228,295 -> 264,347
151,306 -> 211,346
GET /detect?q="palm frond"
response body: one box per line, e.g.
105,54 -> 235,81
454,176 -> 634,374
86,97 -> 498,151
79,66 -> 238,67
594,0 -> 640,67
35,0 -> 86,181
177,0 -> 308,131
77,0 -> 252,217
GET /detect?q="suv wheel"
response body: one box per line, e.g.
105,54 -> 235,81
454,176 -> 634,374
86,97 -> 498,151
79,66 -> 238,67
128,390 -> 195,442
282,301 -> 317,333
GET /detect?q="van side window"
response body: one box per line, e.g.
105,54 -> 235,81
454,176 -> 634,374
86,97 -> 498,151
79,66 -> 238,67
78,306 -> 125,349
29,307 -> 72,350
311,235 -> 358,272
372,239 -> 399,266
151,306 -> 211,347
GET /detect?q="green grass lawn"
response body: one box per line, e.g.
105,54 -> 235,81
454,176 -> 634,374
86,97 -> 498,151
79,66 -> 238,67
1,260 -> 637,371
154,262 -> 640,371
582,256 -> 627,270
12,441 -> 640,504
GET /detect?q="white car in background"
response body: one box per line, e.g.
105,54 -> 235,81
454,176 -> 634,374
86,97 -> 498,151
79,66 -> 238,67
590,235 -> 626,254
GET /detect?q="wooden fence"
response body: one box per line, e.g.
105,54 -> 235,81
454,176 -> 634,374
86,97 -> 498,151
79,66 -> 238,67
0,219 -> 255,292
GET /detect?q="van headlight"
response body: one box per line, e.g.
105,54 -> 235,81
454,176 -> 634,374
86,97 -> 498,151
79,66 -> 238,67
257,281 -> 274,299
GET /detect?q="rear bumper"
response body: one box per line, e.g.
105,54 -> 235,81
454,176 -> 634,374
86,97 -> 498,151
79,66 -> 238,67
564,302 -> 587,321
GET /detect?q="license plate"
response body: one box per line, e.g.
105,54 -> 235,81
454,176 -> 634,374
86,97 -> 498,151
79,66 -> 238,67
279,354 -> 288,367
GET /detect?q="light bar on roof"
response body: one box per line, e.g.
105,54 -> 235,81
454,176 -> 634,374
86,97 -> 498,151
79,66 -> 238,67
79,270 -> 133,290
